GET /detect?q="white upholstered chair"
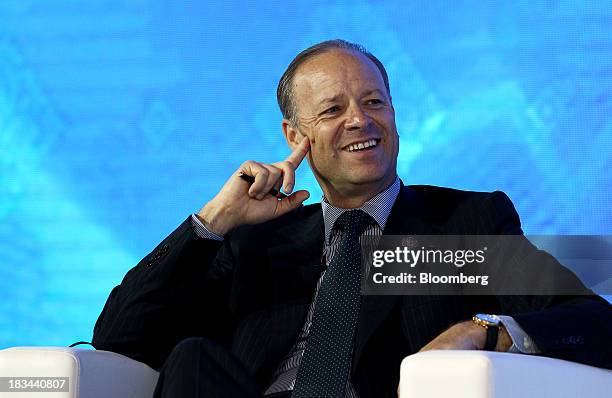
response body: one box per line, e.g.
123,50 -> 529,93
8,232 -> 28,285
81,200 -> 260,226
1,346 -> 611,397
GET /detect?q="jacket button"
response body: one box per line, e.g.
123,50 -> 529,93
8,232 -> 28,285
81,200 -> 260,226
146,243 -> 171,267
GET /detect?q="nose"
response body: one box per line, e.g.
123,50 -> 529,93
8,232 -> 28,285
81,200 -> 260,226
344,103 -> 369,131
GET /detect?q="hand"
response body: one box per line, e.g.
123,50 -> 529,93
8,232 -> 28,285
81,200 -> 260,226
197,137 -> 311,236
418,320 -> 512,352
399,321 -> 511,396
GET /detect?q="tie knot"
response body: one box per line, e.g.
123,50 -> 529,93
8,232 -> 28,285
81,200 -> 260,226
334,209 -> 373,234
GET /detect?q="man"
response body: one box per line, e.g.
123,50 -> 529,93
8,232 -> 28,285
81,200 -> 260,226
92,40 -> 611,398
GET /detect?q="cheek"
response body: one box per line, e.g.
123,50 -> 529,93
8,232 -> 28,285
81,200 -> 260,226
311,133 -> 335,155
305,120 -> 343,159
311,143 -> 332,164
321,124 -> 344,151
321,141 -> 339,160
388,136 -> 399,155
310,142 -> 339,167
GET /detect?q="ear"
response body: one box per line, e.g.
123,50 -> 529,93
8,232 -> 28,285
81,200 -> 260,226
282,118 -> 304,150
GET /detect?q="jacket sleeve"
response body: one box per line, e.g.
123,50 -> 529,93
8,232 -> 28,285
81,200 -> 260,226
92,216 -> 236,370
489,191 -> 612,369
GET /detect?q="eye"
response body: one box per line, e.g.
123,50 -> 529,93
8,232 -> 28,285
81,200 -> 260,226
365,98 -> 384,106
322,105 -> 341,114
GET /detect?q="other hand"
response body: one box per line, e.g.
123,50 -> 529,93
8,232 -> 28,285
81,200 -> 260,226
418,320 -> 511,352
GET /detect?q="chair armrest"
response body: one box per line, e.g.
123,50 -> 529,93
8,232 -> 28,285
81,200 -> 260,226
399,351 -> 612,398
0,346 -> 159,398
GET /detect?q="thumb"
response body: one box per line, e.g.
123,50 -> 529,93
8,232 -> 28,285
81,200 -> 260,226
275,190 -> 310,216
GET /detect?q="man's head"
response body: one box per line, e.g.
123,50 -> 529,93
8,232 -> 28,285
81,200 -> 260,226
278,40 -> 399,207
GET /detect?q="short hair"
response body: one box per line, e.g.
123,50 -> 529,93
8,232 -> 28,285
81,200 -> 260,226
277,39 -> 391,125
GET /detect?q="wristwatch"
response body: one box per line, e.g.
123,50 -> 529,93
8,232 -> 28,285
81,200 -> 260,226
472,313 -> 502,351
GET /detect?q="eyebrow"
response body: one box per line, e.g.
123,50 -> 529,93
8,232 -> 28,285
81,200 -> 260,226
317,94 -> 344,106
317,89 -> 385,106
361,88 -> 384,97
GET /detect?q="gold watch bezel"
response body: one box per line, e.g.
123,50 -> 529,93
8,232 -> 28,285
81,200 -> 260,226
472,313 -> 501,329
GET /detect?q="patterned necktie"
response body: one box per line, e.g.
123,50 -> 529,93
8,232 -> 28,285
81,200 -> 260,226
293,210 -> 373,398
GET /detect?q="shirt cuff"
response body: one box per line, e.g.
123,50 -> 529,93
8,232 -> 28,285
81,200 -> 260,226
498,315 -> 541,354
190,214 -> 224,241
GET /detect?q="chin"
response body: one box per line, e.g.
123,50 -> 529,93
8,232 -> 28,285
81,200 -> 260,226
347,169 -> 389,186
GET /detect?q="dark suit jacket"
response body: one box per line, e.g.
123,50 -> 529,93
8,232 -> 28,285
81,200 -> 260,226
92,184 -> 612,397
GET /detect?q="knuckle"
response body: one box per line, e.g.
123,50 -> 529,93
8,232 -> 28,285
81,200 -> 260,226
268,165 -> 282,175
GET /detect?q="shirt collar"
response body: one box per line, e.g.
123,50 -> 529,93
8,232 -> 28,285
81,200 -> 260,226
321,176 -> 400,244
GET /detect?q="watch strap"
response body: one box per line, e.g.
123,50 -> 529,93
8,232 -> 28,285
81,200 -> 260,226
484,324 -> 499,351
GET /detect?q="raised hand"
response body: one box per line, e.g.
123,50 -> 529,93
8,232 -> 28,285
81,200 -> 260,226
197,137 -> 311,236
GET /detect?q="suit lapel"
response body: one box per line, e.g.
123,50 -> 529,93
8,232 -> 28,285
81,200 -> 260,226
266,205 -> 325,296
352,183 -> 443,372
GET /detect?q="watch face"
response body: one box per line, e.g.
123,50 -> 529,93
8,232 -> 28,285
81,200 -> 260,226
475,313 -> 501,326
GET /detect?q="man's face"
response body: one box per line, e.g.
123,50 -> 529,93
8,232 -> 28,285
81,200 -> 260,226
291,50 -> 399,197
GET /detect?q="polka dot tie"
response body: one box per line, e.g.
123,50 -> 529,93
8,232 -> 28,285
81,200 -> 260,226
293,210 -> 373,398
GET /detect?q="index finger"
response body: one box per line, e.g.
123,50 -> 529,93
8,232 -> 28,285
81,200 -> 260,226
285,136 -> 310,169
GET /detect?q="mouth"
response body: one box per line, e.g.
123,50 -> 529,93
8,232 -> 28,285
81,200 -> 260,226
341,138 -> 381,153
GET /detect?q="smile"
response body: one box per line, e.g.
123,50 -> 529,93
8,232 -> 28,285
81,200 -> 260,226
342,139 -> 381,152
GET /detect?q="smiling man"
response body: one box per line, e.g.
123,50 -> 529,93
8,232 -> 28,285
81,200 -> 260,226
93,40 -> 611,398
281,48 -> 399,209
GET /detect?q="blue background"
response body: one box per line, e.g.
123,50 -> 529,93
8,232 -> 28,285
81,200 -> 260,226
1,0 -> 611,348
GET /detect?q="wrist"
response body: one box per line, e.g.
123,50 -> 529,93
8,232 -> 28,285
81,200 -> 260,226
465,320 -> 488,350
472,314 -> 510,351
495,325 -> 512,352
197,201 -> 236,236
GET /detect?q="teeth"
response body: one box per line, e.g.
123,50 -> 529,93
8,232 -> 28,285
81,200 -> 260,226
346,139 -> 378,152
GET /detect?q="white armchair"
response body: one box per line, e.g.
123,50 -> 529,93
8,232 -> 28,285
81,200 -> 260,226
0,347 -> 158,398
399,350 -> 612,397
1,347 -> 611,397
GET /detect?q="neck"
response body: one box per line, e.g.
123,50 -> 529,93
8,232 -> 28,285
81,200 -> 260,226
321,175 -> 397,209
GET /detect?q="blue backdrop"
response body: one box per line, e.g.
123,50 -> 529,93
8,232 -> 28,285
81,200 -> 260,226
1,0 -> 611,348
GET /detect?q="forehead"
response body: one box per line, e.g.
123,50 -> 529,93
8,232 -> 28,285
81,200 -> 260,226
292,50 -> 386,109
